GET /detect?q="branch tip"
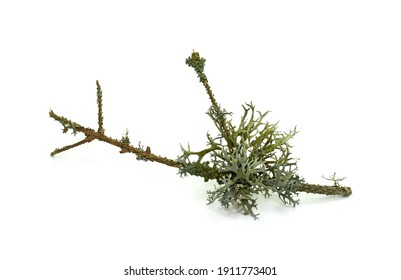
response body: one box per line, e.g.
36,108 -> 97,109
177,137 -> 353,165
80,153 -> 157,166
96,80 -> 105,134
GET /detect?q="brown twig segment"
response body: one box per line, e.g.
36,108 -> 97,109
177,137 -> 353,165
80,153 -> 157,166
50,137 -> 94,156
298,184 -> 352,197
49,111 -> 180,168
96,80 -> 105,134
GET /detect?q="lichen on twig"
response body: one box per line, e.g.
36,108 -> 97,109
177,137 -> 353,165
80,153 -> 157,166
49,51 -> 352,219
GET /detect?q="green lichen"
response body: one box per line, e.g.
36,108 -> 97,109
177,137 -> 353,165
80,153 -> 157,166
178,101 -> 302,218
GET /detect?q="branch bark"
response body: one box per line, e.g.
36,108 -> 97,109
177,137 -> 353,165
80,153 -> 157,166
298,184 -> 352,197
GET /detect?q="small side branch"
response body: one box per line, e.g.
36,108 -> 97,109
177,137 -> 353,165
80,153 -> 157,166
50,137 -> 94,156
96,80 -> 105,134
185,51 -> 234,150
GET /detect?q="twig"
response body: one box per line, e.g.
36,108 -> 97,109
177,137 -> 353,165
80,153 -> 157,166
96,80 -> 105,134
298,184 -> 352,197
50,137 -> 94,156
185,51 -> 234,150
50,82 -> 351,196
50,52 -> 352,218
49,85 -> 179,168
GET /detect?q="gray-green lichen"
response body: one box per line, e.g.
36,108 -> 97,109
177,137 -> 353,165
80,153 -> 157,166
177,102 -> 303,219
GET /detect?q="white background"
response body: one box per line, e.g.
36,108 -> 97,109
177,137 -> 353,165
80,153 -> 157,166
1,0 -> 400,279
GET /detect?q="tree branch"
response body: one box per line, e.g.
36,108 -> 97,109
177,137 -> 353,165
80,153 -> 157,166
49,67 -> 351,218
49,110 -> 180,168
50,137 -> 94,156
